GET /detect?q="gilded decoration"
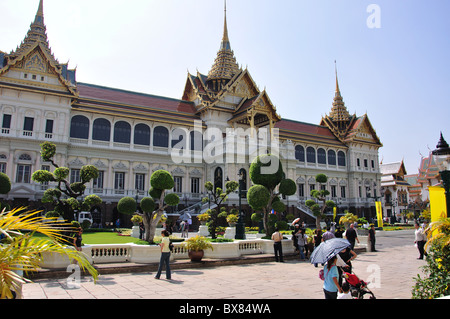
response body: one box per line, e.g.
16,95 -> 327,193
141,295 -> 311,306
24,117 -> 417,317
24,52 -> 46,73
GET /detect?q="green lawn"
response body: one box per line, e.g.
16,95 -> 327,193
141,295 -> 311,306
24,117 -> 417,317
81,232 -> 145,245
33,231 -> 148,245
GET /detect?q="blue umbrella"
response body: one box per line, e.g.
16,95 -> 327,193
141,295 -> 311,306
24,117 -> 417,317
309,238 -> 351,265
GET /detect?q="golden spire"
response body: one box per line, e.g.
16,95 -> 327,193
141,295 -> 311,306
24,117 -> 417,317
12,0 -> 55,61
207,0 -> 240,84
329,61 -> 350,124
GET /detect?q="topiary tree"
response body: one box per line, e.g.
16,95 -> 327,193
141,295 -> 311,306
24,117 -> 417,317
117,170 -> 179,243
246,154 -> 296,236
0,172 -> 11,212
203,179 -> 239,239
31,142 -> 102,222
305,173 -> 336,229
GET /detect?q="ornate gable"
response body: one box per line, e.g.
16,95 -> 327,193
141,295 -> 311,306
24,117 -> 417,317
345,114 -> 382,147
0,0 -> 77,97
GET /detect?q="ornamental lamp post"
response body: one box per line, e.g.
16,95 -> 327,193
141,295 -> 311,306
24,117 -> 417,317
432,132 -> 450,218
235,170 -> 247,239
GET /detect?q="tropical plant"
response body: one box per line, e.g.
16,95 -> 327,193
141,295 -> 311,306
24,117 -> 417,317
412,218 -> 450,299
0,172 -> 11,212
420,210 -> 431,223
305,174 -> 336,228
204,179 -> 239,239
130,214 -> 143,225
339,211 -> 358,227
181,235 -> 213,252
31,142 -> 102,221
0,207 -> 98,299
197,213 -> 211,222
117,170 -> 179,243
246,154 -> 296,236
226,214 -> 239,224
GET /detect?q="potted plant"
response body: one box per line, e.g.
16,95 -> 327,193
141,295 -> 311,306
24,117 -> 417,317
181,235 -> 213,262
131,214 -> 143,226
339,211 -> 358,229
226,214 -> 239,227
197,213 -> 211,225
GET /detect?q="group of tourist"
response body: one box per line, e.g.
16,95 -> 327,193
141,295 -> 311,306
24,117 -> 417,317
271,220 -> 369,299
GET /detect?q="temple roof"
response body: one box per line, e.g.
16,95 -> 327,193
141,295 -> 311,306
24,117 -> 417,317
275,119 -> 346,147
74,83 -> 200,127
9,0 -> 57,64
207,4 -> 240,81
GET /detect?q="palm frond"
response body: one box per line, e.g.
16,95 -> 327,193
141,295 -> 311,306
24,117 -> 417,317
0,207 -> 98,299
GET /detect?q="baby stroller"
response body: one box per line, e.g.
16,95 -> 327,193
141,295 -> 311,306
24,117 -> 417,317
342,270 -> 376,299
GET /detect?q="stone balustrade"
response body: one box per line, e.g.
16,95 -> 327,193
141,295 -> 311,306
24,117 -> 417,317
39,239 -> 296,269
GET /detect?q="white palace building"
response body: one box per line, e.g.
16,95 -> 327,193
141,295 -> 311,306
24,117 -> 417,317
0,1 -> 383,227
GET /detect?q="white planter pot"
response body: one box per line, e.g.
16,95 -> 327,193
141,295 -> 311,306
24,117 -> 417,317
131,225 -> 140,238
224,227 -> 236,240
198,225 -> 210,237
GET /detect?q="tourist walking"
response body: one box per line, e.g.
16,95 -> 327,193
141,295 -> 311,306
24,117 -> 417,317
323,255 -> 343,299
73,228 -> 83,252
139,222 -> 145,240
180,220 -> 188,238
271,228 -> 284,262
338,247 -> 357,274
334,226 -> 343,238
322,227 -> 335,242
344,224 -> 360,250
292,224 -> 300,252
154,230 -> 172,280
313,229 -> 323,267
368,224 -> 376,252
414,223 -> 427,260
295,228 -> 308,260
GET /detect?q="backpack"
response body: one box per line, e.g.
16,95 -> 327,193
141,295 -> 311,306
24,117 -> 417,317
319,265 -> 334,280
169,241 -> 174,252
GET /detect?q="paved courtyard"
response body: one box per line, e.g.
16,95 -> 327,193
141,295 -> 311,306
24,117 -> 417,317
22,230 -> 426,300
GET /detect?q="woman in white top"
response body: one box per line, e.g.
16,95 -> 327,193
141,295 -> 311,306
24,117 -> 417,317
155,230 -> 172,280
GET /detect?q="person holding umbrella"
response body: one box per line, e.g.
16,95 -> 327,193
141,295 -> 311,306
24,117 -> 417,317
323,255 -> 343,299
310,237 -> 350,299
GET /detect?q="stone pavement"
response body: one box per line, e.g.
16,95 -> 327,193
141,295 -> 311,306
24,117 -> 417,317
22,232 -> 426,300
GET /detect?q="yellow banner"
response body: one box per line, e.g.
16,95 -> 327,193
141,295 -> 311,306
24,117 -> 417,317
375,201 -> 383,227
333,206 -> 337,222
429,186 -> 447,223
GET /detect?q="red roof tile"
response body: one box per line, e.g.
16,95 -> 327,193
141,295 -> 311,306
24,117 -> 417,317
77,83 -> 197,114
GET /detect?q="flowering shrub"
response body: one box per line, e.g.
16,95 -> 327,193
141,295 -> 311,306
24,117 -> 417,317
412,218 -> 450,299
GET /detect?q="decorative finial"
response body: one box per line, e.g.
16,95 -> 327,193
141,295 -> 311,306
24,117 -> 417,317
334,60 -> 340,94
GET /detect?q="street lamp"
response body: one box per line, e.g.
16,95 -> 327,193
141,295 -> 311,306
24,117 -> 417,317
432,132 -> 450,217
235,169 -> 247,239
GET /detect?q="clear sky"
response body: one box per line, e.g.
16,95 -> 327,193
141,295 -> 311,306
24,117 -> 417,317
1,0 -> 449,175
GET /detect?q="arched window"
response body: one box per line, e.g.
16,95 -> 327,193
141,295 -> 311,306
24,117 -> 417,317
295,145 -> 305,163
328,150 -> 336,166
338,151 -> 346,167
92,118 -> 111,141
190,131 -> 203,151
317,148 -> 326,164
153,126 -> 169,148
214,167 -> 223,191
114,121 -> 131,144
18,154 -> 32,161
238,168 -> 247,197
171,128 -> 187,148
70,115 -> 89,139
134,124 -> 151,146
306,147 -> 316,163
